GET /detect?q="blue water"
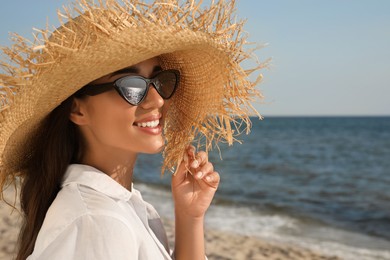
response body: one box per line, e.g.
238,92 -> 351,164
134,116 -> 390,259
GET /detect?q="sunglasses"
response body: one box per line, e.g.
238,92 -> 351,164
75,69 -> 180,106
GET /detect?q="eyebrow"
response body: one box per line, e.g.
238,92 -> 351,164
109,65 -> 163,79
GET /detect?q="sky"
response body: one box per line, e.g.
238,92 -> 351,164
0,1 -> 389,116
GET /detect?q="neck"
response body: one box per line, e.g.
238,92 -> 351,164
80,146 -> 137,191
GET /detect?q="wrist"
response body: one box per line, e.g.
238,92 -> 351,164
174,210 -> 206,260
175,210 -> 205,223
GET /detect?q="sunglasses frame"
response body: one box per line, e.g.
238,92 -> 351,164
75,69 -> 180,106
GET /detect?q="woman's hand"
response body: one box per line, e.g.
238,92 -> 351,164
171,145 -> 220,219
172,145 -> 219,259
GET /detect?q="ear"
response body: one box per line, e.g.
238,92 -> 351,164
69,98 -> 88,126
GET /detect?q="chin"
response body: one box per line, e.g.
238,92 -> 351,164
140,139 -> 165,154
139,146 -> 164,155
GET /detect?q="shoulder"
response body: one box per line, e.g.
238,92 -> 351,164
29,213 -> 139,260
47,182 -> 130,226
31,183 -> 136,256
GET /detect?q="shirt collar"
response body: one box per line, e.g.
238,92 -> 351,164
62,164 -> 132,201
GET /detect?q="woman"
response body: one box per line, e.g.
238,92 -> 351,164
0,0 -> 263,259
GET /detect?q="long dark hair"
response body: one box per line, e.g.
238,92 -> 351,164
16,96 -> 81,260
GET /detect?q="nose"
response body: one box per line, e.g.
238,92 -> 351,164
140,84 -> 164,109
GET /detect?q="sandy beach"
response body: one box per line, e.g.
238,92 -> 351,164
0,185 -> 339,260
163,219 -> 340,260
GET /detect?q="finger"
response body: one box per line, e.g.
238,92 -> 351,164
200,171 -> 220,188
187,145 -> 196,159
190,158 -> 200,169
177,145 -> 196,170
172,145 -> 195,181
172,157 -> 187,181
196,151 -> 208,165
194,162 -> 214,180
190,151 -> 208,169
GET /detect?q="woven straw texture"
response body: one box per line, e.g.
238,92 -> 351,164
0,0 -> 265,186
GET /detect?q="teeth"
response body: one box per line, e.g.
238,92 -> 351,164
137,120 -> 159,128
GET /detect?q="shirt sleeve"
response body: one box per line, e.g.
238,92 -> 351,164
32,214 -> 139,260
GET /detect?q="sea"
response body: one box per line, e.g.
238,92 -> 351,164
133,116 -> 390,260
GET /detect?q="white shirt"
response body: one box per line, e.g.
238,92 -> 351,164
27,164 -> 173,260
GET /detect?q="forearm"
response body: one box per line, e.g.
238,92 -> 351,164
174,213 -> 205,260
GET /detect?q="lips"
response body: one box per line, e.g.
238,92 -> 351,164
133,116 -> 162,135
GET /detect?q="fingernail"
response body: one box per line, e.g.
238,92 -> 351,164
188,146 -> 195,153
191,159 -> 199,168
196,171 -> 203,179
205,176 -> 212,182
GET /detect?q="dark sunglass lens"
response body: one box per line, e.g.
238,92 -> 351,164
156,72 -> 177,98
116,77 -> 148,105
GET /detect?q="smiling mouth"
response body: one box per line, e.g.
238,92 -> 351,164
135,119 -> 160,128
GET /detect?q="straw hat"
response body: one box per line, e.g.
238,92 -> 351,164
0,0 -> 265,183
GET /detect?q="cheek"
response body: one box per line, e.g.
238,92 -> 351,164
85,94 -> 137,136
